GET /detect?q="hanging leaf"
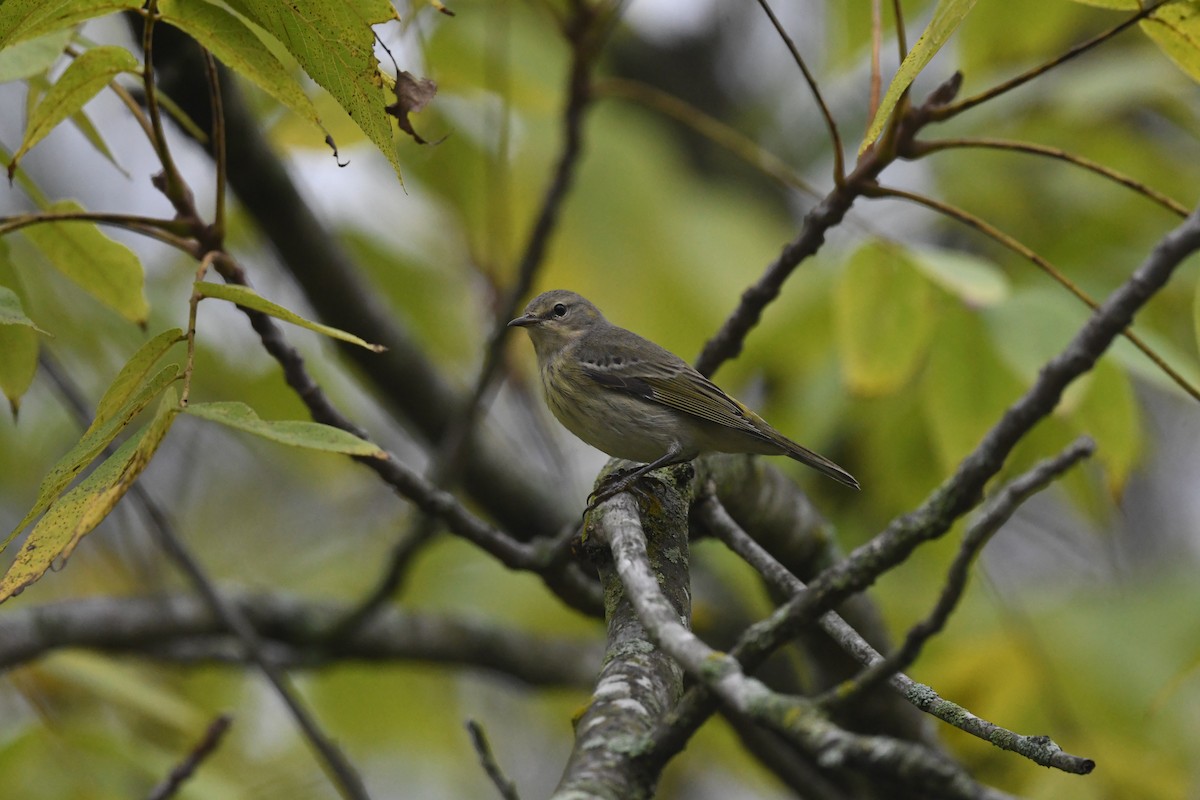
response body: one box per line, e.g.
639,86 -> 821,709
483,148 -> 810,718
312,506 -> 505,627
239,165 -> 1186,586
194,281 -> 384,351
158,0 -> 328,136
3,364 -> 179,551
9,46 -> 139,178
184,400 -> 386,457
89,328 -> 183,434
0,284 -> 48,416
861,0 -> 979,153
0,388 -> 179,604
19,199 -> 148,324
0,325 -> 39,418
222,0 -> 404,180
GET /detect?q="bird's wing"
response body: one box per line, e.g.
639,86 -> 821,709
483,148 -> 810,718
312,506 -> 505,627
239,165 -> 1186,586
582,353 -> 766,437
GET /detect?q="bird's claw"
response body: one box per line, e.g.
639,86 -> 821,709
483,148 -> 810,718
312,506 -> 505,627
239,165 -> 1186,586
584,470 -> 656,516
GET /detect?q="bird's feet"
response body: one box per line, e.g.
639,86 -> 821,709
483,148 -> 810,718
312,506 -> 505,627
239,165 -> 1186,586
585,467 -> 655,514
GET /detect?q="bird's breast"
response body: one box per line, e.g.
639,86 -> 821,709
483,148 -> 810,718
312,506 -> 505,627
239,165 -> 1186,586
540,357 -> 691,463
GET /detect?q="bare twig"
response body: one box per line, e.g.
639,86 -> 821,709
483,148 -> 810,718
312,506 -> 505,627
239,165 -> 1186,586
201,49 -> 227,239
754,0 -> 845,182
695,484 -> 1095,772
145,714 -> 233,800
929,2 -> 1165,122
912,137 -> 1189,217
0,211 -> 196,250
891,0 -> 907,61
466,720 -> 522,800
820,437 -> 1095,707
868,0 -> 882,125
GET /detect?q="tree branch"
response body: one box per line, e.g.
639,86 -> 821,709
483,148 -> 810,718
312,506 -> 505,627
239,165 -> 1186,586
0,591 -> 600,687
552,463 -> 693,800
599,492 -> 1012,800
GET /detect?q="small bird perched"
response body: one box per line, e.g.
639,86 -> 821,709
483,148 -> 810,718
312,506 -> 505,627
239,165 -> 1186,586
508,290 -> 858,508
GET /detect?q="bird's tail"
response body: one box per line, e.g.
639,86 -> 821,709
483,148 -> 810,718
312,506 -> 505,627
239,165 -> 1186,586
780,440 -> 860,490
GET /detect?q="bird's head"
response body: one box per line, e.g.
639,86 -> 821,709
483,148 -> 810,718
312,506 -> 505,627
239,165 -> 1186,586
508,290 -> 605,360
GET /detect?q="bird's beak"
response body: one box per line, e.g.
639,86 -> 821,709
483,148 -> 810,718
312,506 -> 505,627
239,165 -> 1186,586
507,314 -> 538,328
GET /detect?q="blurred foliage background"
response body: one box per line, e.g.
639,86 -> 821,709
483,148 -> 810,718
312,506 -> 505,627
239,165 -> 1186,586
2,0 -> 1200,797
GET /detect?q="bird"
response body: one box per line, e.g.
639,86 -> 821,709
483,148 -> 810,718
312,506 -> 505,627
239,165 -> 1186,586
508,289 -> 858,508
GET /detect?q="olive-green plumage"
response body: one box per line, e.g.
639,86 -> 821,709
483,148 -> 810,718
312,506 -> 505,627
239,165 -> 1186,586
508,290 -> 859,495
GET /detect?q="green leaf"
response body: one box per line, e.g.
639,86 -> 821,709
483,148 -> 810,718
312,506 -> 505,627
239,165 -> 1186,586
1141,1 -> 1200,83
223,0 -> 404,181
9,46 -> 139,177
0,258 -> 45,417
89,328 -> 183,434
1073,358 -> 1141,495
194,281 -> 384,351
908,246 -> 1010,307
0,28 -> 71,83
184,400 -> 386,457
20,199 -> 149,324
0,284 -> 49,333
0,320 -> 39,417
860,0 -> 979,153
3,363 -> 179,551
1068,0 -> 1200,83
0,388 -> 179,604
834,240 -> 936,396
0,0 -> 144,48
921,304 -> 1024,472
1194,274 -> 1200,358
158,0 -> 326,135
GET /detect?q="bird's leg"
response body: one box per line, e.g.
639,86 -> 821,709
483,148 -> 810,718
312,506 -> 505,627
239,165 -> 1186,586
586,444 -> 685,513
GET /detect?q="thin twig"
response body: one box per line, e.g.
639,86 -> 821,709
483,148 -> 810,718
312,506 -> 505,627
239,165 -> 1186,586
145,714 -> 233,800
201,49 -> 227,239
913,137 -> 1189,217
865,182 -> 1200,402
0,211 -> 196,250
141,1 -> 188,208
891,0 -> 907,61
694,486 -> 1095,772
819,437 -> 1095,708
754,0 -> 845,182
930,2 -> 1165,122
466,720 -> 522,800
867,0 -> 882,126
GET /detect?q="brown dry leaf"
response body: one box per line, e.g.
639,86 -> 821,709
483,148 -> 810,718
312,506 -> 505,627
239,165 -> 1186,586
386,70 -> 438,145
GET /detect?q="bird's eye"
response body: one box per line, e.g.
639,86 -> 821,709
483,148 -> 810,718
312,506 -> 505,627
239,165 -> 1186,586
552,303 -> 567,318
